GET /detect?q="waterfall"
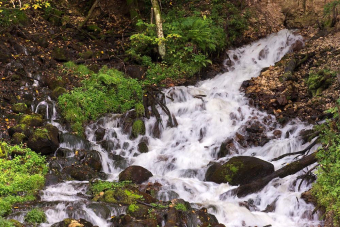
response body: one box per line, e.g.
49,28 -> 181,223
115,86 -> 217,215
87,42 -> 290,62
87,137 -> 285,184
38,29 -> 320,227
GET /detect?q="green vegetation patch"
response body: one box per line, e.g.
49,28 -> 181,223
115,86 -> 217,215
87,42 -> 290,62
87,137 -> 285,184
312,100 -> 340,224
0,142 -> 47,217
89,180 -> 132,194
307,68 -> 336,96
24,208 -> 46,224
58,64 -> 143,135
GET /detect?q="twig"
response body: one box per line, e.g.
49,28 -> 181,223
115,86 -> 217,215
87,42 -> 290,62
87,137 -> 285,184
271,139 -> 318,161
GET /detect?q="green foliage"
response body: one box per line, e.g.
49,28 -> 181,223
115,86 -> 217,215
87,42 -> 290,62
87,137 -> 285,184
89,180 -> 132,194
135,103 -> 145,118
0,142 -> 47,217
128,204 -> 139,213
307,68 -> 336,96
174,203 -> 187,212
58,64 -> 143,135
312,103 -> 340,224
0,9 -> 27,27
324,0 -> 340,15
24,208 -> 46,224
0,217 -> 15,227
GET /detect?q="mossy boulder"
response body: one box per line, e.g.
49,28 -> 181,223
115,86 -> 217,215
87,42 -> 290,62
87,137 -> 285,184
119,165 -> 153,184
138,141 -> 148,153
63,165 -> 99,181
98,187 -> 144,204
8,124 -> 32,138
0,142 -> 8,158
132,119 -> 146,138
80,150 -> 102,171
51,218 -> 94,227
87,203 -> 111,219
307,69 -> 335,96
127,204 -> 149,219
12,103 -> 28,113
11,132 -> 27,145
27,124 -> 59,155
51,87 -> 67,100
205,156 -> 274,186
19,114 -> 44,127
9,219 -> 24,227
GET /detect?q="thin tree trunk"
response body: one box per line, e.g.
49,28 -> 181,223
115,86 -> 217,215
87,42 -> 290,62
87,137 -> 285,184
151,0 -> 165,59
78,0 -> 100,29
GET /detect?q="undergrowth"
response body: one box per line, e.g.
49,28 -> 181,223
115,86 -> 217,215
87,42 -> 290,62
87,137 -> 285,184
312,100 -> 340,224
0,142 -> 47,217
58,64 -> 143,135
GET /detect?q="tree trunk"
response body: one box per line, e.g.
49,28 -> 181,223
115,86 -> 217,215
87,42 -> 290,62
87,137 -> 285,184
227,152 -> 317,198
151,0 -> 165,59
126,0 -> 141,23
78,0 -> 100,29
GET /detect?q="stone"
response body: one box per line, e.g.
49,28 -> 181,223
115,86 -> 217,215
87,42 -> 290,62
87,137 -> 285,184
51,87 -> 67,100
138,141 -> 148,153
12,103 -> 28,113
27,124 -> 59,155
119,165 -> 153,184
205,156 -> 274,186
19,114 -> 44,127
95,127 -> 106,141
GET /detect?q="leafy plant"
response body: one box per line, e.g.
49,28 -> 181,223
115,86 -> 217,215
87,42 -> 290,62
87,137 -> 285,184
24,208 -> 46,224
89,180 -> 132,194
174,203 -> 187,211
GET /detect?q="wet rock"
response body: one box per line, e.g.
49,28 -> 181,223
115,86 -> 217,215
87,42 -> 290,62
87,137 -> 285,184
138,142 -> 148,153
111,154 -> 128,170
152,121 -> 162,138
19,114 -> 44,127
87,203 -> 111,219
121,110 -> 136,134
205,156 -> 274,186
119,165 -> 153,184
273,130 -> 282,139
239,199 -> 259,212
100,140 -> 115,152
80,150 -> 102,171
164,207 -> 178,227
51,218 -> 94,227
27,124 -> 60,155
60,133 -> 92,151
299,129 -> 318,144
111,214 -> 133,226
12,103 -> 28,113
55,148 -> 73,157
63,165 -> 99,181
95,127 -> 106,141
217,138 -> 237,158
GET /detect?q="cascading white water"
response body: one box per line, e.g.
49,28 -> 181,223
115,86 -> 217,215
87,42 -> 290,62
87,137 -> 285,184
38,29 -> 321,227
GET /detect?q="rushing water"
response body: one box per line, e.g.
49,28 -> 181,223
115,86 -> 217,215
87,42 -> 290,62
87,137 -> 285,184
30,30 -> 321,226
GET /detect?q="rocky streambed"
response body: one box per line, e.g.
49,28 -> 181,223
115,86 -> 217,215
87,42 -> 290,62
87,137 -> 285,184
0,29 -> 327,227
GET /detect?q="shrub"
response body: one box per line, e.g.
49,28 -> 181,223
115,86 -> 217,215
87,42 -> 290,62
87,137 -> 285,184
24,208 -> 46,224
58,65 -> 143,135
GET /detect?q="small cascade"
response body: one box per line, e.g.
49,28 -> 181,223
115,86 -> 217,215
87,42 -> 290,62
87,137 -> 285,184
36,29 -> 320,227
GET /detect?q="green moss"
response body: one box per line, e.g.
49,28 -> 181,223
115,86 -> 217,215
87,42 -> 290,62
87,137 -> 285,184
135,103 -> 145,118
100,188 -> 143,205
11,133 -> 26,145
9,219 -> 23,227
128,204 -> 139,213
24,208 -> 46,224
31,128 -> 50,143
19,114 -> 43,127
58,65 -> 143,136
0,217 -> 15,227
0,143 -> 47,217
132,120 -> 145,138
174,203 -> 187,212
307,68 -> 336,96
79,50 -> 94,60
12,103 -> 27,114
52,87 -> 67,99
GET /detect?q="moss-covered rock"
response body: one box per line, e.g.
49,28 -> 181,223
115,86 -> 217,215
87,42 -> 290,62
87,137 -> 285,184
307,69 -> 335,96
138,141 -> 148,153
79,50 -> 94,60
11,132 -> 26,145
119,165 -> 153,184
12,103 -> 28,113
98,187 -> 143,204
205,156 -> 274,186
8,124 -> 32,138
132,119 -> 146,138
51,87 -> 67,100
127,204 -> 149,219
19,114 -> 44,127
27,124 -> 59,155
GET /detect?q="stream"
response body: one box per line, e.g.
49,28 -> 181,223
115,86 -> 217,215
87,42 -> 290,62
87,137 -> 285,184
11,29 -> 321,227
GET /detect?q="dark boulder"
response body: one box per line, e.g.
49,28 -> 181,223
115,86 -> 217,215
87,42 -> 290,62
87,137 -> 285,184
95,127 -> 106,141
205,156 -> 274,186
27,124 -> 59,155
63,165 -> 99,181
119,165 -> 153,184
